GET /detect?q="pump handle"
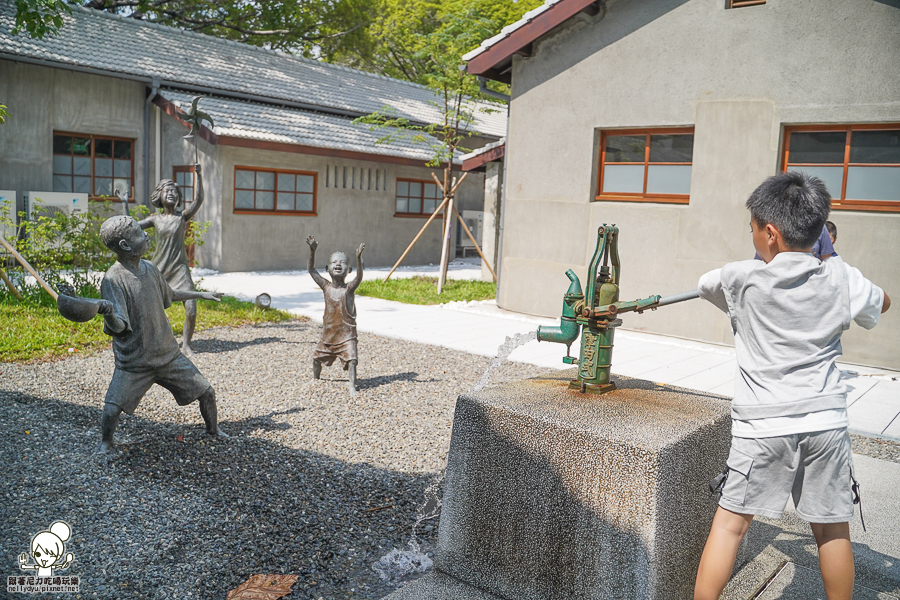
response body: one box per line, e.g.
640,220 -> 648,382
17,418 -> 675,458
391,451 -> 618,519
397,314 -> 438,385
655,289 -> 700,307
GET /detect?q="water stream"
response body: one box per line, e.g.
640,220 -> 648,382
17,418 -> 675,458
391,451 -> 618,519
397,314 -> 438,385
371,331 -> 540,586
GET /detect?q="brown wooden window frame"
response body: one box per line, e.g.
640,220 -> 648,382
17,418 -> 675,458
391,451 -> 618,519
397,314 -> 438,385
173,165 -> 196,205
233,166 -> 317,216
394,178 -> 444,217
595,127 -> 694,205
52,131 -> 135,201
782,124 -> 900,213
728,0 -> 766,8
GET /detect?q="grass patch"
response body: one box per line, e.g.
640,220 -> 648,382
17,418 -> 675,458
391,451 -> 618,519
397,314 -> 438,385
0,295 -> 296,363
356,276 -> 495,305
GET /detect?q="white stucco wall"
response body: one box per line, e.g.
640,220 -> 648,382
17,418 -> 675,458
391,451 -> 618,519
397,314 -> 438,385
499,0 -> 900,368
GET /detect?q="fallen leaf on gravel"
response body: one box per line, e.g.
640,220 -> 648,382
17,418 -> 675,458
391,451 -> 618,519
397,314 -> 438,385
227,574 -> 299,599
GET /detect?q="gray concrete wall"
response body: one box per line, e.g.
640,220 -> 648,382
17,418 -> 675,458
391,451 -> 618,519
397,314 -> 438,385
0,60 -> 148,216
215,144 -> 484,271
498,0 -> 900,369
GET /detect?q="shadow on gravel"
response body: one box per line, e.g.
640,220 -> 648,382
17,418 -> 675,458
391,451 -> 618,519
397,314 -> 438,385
356,372 -> 425,391
0,390 -> 45,404
191,336 -> 287,354
1,395 -> 442,600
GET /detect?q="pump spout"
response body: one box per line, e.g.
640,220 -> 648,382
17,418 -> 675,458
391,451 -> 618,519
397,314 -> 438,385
537,269 -> 583,346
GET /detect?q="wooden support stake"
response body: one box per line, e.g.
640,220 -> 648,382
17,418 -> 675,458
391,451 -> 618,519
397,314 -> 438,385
0,234 -> 58,300
382,196 -> 450,282
0,266 -> 24,301
453,206 -> 496,282
437,177 -> 456,294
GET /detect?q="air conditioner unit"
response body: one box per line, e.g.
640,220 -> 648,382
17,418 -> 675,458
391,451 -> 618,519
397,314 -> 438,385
0,190 -> 17,240
458,210 -> 483,248
25,191 -> 89,219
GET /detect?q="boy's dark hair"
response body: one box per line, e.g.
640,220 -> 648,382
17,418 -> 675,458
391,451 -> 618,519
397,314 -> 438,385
100,215 -> 136,252
825,220 -> 837,241
745,171 -> 831,249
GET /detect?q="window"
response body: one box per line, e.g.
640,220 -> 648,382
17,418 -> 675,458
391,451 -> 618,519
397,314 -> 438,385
395,179 -> 442,216
53,133 -> 134,199
728,0 -> 766,8
596,128 -> 694,203
173,166 -> 195,204
783,124 -> 900,212
234,167 -> 316,215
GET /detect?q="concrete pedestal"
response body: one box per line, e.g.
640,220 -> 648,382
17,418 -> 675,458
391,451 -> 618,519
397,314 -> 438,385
386,370 -> 732,600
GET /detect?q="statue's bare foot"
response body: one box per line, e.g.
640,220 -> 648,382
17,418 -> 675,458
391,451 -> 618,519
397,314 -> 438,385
204,427 -> 228,438
96,441 -> 116,454
182,344 -> 195,358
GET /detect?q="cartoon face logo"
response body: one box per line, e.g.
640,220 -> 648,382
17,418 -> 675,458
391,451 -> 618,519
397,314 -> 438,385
19,521 -> 74,577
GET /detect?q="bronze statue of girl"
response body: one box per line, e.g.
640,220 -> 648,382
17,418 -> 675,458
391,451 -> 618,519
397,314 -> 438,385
139,163 -> 205,356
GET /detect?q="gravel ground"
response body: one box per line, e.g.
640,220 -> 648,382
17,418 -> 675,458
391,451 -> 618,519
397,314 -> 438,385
3,321 -> 899,600
0,320 -> 550,600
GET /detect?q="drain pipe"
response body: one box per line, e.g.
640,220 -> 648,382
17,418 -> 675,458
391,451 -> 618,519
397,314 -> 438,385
143,77 -> 161,207
495,115 -> 510,304
478,77 -> 510,103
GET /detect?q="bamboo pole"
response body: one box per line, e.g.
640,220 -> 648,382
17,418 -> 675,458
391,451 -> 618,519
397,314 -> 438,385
0,266 -> 24,301
453,205 -> 496,282
382,195 -> 450,282
0,234 -> 58,300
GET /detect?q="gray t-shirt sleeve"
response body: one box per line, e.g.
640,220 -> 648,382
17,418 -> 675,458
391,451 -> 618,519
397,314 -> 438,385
150,260 -> 174,309
100,274 -> 131,337
844,261 -> 883,330
698,268 -> 730,314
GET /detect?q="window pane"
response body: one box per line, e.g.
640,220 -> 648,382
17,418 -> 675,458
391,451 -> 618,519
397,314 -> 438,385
94,138 -> 113,158
73,156 -> 91,176
649,134 -> 693,162
602,164 -> 644,193
788,131 -> 846,164
94,177 -> 112,196
235,189 -> 254,209
849,130 -> 900,164
116,179 -> 132,196
397,181 -> 409,196
277,173 -> 295,192
175,172 -> 186,187
183,172 -> 193,187
256,172 -> 275,191
95,158 -> 112,177
297,175 -> 314,193
277,191 -> 295,211
236,170 -> 255,189
53,135 -> 71,155
646,165 -> 692,194
72,137 -> 91,156
409,197 -> 422,213
845,166 -> 900,201
113,140 -> 132,160
53,155 -> 72,175
424,198 -> 436,214
425,183 -> 439,199
114,159 -> 130,177
182,185 -> 193,203
74,176 -> 91,193
605,135 -> 646,163
256,190 -> 274,209
396,197 -> 408,213
409,182 -> 422,198
53,175 -> 72,192
787,167 -> 842,199
297,194 -> 313,212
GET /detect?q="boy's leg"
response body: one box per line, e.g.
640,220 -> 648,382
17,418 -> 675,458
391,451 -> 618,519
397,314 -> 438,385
313,358 -> 322,379
182,299 -> 197,357
348,360 -> 357,394
98,402 -> 124,453
198,386 -> 226,436
694,507 -> 754,600
810,522 -> 853,600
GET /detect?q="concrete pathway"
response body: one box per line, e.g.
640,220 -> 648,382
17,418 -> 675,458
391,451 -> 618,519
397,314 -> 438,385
197,259 -> 900,440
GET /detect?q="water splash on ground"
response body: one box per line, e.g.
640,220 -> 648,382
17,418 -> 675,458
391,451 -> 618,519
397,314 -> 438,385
471,330 -> 538,392
372,473 -> 444,586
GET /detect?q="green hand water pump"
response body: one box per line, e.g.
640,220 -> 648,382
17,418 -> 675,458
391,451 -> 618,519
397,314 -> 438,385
537,224 -> 700,394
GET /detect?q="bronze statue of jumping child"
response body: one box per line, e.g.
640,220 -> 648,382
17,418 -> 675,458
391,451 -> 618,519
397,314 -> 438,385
95,215 -> 225,453
306,236 -> 365,394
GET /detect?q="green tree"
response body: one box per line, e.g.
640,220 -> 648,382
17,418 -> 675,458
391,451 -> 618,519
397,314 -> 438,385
0,104 -> 9,124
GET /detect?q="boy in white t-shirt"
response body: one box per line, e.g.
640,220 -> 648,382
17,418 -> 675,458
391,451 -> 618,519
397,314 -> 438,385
693,172 -> 891,600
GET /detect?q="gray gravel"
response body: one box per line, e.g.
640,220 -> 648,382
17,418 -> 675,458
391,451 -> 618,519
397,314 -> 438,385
0,320 -> 550,600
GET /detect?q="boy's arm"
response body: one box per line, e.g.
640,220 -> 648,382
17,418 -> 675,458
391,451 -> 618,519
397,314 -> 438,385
697,268 -> 730,314
99,277 -> 129,334
171,289 -> 223,302
348,243 -> 365,292
845,262 -> 888,328
883,292 -> 891,313
305,236 -> 327,289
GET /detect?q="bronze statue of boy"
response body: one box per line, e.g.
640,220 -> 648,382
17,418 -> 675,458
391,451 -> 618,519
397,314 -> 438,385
306,236 -> 365,394
95,215 -> 225,453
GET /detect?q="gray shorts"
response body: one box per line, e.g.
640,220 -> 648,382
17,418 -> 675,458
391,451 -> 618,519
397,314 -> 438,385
719,428 -> 855,523
105,354 -> 211,415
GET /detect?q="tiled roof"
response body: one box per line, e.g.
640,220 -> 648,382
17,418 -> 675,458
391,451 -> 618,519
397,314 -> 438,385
0,1 -> 505,137
160,89 -> 454,163
461,0 -> 565,62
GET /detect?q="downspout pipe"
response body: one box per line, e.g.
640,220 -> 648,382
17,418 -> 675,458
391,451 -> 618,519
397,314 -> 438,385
143,77 -> 161,207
